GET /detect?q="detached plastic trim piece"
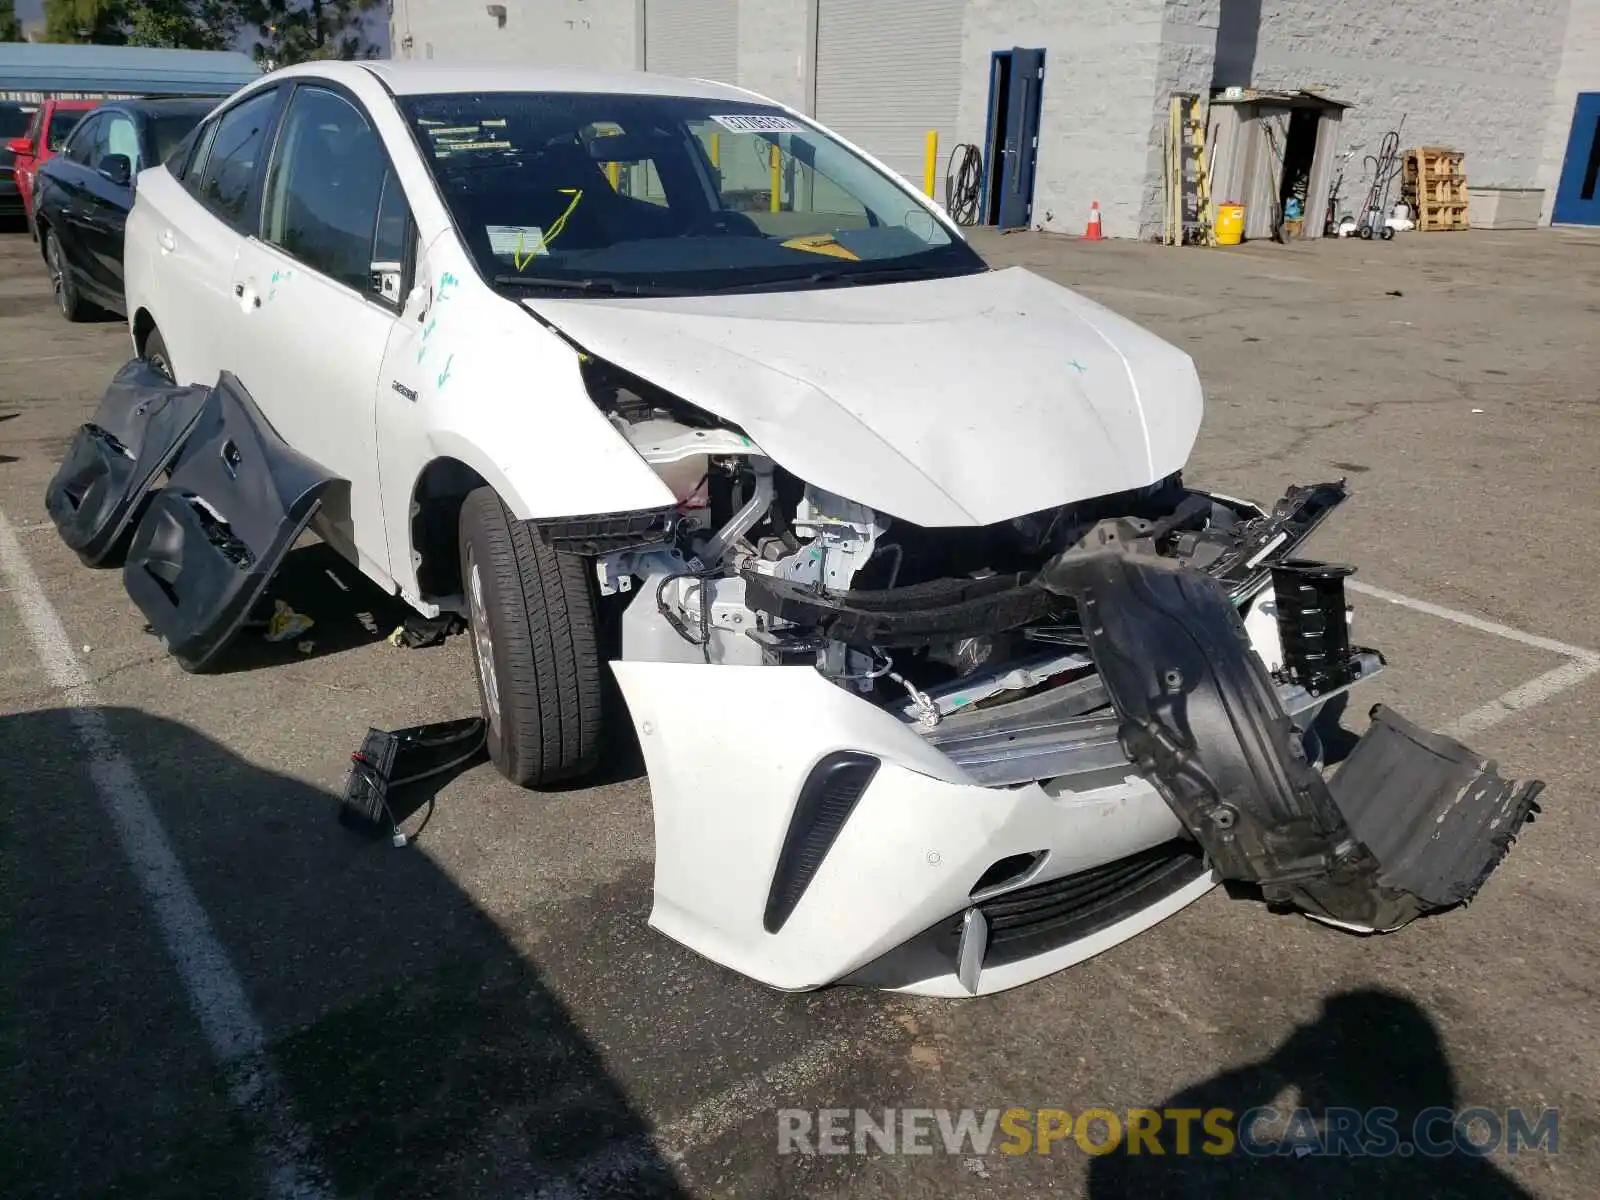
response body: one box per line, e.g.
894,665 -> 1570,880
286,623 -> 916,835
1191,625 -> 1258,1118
763,751 -> 880,933
1040,552 -> 1544,932
43,357 -> 209,566
122,372 -> 341,672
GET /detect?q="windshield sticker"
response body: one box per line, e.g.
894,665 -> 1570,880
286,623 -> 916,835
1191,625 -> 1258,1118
709,113 -> 807,134
487,225 -> 548,259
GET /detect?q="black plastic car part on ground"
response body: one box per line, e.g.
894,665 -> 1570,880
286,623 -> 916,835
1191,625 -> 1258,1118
44,358 -> 210,566
1039,552 -> 1544,932
119,371 -> 340,672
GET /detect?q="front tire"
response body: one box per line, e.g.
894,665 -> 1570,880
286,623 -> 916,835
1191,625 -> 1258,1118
45,230 -> 90,322
459,487 -> 604,787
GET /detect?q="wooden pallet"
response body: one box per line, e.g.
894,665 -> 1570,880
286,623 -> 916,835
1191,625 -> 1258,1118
1403,146 -> 1470,231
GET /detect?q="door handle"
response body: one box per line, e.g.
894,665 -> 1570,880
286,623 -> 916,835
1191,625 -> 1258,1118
158,229 -> 175,253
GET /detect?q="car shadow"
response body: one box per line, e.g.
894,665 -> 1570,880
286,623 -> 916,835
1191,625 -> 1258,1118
1087,987 -> 1538,1198
204,542 -> 429,672
0,704 -> 688,1199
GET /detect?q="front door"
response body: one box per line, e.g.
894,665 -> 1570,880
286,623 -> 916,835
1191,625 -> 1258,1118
226,81 -> 409,587
1553,92 -> 1600,226
996,48 -> 1045,231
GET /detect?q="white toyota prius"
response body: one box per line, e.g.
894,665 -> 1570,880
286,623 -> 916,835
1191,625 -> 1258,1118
52,60 -> 1541,995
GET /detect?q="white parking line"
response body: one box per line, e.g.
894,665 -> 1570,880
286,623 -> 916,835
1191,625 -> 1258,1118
1349,578 -> 1600,738
0,511 -> 331,1200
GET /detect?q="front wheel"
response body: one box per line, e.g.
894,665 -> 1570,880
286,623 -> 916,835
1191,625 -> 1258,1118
458,487 -> 604,787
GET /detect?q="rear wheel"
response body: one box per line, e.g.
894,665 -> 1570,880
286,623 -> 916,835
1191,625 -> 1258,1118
45,229 -> 90,322
458,487 -> 604,787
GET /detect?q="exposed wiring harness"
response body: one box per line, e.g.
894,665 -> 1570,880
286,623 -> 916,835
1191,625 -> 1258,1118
656,569 -> 714,663
944,143 -> 983,227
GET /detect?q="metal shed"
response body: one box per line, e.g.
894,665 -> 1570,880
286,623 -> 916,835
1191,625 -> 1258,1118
0,44 -> 261,102
1206,89 -> 1349,241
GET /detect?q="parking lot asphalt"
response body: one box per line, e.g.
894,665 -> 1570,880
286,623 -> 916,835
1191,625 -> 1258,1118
2,218 -> 1597,1200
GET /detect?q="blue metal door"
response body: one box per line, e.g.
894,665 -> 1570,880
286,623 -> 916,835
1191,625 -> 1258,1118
996,48 -> 1044,230
1553,92 -> 1600,226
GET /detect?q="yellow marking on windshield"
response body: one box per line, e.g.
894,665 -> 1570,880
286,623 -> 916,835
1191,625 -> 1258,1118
780,234 -> 860,261
513,189 -> 583,270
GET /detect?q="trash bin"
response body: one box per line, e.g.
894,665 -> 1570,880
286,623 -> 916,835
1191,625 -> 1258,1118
1215,203 -> 1245,246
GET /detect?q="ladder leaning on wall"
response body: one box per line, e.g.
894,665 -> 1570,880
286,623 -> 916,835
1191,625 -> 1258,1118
1164,94 -> 1215,246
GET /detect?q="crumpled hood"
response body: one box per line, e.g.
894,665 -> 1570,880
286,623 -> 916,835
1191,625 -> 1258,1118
523,265 -> 1203,528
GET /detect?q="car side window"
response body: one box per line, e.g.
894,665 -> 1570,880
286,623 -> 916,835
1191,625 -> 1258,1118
261,85 -> 407,302
62,114 -> 104,166
105,115 -> 141,173
195,88 -> 278,230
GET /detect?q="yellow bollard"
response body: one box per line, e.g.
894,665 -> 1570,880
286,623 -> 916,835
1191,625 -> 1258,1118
710,132 -> 720,167
606,161 -> 619,190
924,130 -> 938,198
770,144 -> 781,212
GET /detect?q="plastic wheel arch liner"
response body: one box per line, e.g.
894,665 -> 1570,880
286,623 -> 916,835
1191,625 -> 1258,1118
121,372 -> 341,672
1039,551 -> 1545,933
44,357 -> 211,567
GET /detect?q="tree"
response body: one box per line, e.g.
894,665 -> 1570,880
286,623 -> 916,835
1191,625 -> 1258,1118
1,0 -> 24,43
244,0 -> 382,67
43,0 -> 130,43
129,0 -> 246,50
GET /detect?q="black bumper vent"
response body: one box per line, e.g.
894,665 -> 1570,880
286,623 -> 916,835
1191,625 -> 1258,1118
933,840 -> 1208,969
763,751 -> 880,933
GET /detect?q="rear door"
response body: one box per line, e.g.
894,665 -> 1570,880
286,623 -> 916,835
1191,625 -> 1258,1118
140,85 -> 283,386
227,81 -> 411,583
46,113 -> 106,280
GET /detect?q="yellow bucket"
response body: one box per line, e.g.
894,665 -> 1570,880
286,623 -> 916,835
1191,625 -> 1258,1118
1215,203 -> 1245,246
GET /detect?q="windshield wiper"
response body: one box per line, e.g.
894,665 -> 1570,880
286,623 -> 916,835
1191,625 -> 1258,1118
705,263 -> 977,294
492,274 -> 679,297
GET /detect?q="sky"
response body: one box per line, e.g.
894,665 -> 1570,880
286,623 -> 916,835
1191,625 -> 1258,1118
12,1 -> 391,55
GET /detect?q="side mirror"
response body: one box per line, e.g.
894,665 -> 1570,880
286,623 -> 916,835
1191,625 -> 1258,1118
98,153 -> 133,188
6,136 -> 32,156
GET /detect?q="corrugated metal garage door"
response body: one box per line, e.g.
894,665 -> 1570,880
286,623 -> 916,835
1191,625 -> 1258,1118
643,0 -> 737,84
814,0 -> 964,187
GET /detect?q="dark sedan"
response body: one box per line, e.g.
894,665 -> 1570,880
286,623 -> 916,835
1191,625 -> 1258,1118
33,97 -> 216,322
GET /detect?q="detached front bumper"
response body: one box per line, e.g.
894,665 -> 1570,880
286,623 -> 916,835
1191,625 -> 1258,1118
614,554 -> 1543,997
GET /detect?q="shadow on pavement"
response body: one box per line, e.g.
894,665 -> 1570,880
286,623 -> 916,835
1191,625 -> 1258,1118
0,704 -> 686,1199
1088,988 -> 1536,1199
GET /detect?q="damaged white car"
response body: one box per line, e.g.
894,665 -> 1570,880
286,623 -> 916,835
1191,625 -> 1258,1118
48,62 -> 1543,996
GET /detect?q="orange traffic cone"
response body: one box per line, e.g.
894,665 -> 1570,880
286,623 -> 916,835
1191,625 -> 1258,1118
1083,201 -> 1104,240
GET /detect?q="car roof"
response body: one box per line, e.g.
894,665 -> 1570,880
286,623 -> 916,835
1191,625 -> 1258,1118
264,58 -> 771,105
96,97 -> 219,118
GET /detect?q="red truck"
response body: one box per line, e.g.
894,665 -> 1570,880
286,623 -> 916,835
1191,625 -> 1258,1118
4,98 -> 98,235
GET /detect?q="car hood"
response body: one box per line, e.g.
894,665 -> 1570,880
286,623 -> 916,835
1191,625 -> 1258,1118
522,265 -> 1203,528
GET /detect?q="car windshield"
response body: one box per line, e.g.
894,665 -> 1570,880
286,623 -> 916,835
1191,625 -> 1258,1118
47,110 -> 87,151
400,91 -> 986,295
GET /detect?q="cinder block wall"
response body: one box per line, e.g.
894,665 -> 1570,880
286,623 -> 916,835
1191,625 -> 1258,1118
954,0 -> 1168,239
389,0 -> 640,69
1537,0 -> 1600,221
1231,0 -> 1569,210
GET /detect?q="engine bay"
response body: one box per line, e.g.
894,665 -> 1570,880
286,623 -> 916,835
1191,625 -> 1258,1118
579,355 -> 1352,728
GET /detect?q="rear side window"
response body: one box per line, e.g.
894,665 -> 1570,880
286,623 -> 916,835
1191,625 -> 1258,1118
195,88 -> 278,230
261,85 -> 406,300
47,110 -> 86,152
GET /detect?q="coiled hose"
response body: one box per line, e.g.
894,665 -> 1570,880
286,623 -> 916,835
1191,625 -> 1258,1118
945,143 -> 983,226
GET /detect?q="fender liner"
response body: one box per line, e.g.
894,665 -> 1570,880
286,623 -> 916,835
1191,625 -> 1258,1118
122,372 -> 341,672
44,358 -> 209,566
1040,553 -> 1544,932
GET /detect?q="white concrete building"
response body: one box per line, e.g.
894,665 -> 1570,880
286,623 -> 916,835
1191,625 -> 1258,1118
388,0 -> 1600,236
